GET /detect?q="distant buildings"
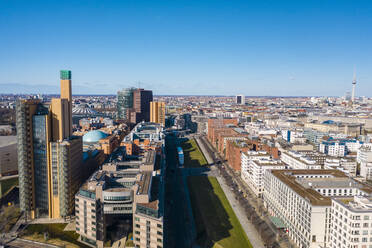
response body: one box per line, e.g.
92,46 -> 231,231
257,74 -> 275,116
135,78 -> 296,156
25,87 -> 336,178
358,144 -> 372,180
236,94 -> 245,105
117,88 -> 153,125
16,70 -> 83,219
150,101 -> 165,125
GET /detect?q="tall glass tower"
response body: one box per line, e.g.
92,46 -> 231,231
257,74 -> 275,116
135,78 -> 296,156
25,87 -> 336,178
117,88 -> 135,120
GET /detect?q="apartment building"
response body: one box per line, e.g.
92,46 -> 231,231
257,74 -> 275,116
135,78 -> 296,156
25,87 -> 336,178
319,140 -> 346,157
263,169 -> 372,248
241,151 -> 286,197
330,196 -> 372,248
281,151 -> 323,170
357,144 -> 372,180
324,158 -> 357,177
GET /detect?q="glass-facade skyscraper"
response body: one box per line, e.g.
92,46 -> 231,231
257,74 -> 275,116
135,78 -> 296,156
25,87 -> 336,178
16,70 -> 83,219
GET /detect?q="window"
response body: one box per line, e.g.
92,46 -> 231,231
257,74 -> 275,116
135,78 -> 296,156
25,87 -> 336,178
157,224 -> 162,228
135,238 -> 140,241
157,231 -> 163,235
92,221 -> 96,225
135,217 -> 140,221
157,238 -> 162,243
135,224 -> 140,228
92,227 -> 96,231
135,231 -> 140,235
312,235 -> 316,242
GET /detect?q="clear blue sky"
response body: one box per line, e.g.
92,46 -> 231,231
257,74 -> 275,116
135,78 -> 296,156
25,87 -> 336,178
1,0 -> 371,96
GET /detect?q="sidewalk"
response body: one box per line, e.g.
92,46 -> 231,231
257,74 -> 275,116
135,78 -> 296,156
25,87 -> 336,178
213,166 -> 265,248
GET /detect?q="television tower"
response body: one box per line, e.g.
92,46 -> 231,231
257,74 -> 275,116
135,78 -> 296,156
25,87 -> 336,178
351,69 -> 356,102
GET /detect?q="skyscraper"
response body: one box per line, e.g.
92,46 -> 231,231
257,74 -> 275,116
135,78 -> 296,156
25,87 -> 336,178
130,88 -> 153,124
117,87 -> 135,120
117,88 -> 153,124
236,94 -> 245,105
150,101 -> 166,125
17,70 -> 83,219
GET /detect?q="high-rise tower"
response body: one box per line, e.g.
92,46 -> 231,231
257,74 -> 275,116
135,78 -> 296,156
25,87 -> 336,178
351,70 -> 357,103
150,101 -> 166,125
17,70 -> 83,220
60,70 -> 73,136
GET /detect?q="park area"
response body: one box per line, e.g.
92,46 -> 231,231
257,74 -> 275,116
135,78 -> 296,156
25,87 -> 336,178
188,176 -> 252,248
181,139 -> 208,168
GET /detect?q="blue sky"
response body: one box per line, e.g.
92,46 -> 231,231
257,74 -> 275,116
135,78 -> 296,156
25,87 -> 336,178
1,0 -> 371,96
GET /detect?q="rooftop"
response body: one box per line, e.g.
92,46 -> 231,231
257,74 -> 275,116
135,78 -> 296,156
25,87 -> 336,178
271,169 -> 347,206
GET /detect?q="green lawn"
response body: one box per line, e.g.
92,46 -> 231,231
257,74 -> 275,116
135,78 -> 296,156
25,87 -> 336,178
181,139 -> 208,168
0,177 -> 18,197
188,176 -> 252,248
23,223 -> 91,248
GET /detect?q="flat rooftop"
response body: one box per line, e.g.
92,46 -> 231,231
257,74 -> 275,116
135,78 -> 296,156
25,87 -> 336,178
271,170 -> 346,206
137,171 -> 152,195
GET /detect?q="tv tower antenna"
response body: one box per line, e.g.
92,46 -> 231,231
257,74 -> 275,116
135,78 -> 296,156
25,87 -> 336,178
351,68 -> 356,103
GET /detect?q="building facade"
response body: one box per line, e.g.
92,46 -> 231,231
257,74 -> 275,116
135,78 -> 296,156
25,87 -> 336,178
329,196 -> 372,248
263,169 -> 372,248
16,70 -> 84,219
150,101 -> 165,125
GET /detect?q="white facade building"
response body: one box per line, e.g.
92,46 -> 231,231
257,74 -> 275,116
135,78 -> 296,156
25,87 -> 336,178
241,151 -> 286,198
263,169 -> 372,248
281,151 -> 322,170
319,142 -> 346,157
324,158 -> 357,177
330,196 -> 372,248
358,144 -> 372,180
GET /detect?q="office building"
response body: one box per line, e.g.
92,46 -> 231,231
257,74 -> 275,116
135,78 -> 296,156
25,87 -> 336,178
330,196 -> 372,248
117,88 -> 135,120
236,94 -> 245,105
117,88 -> 153,125
150,101 -> 165,125
263,169 -> 372,248
130,88 -> 153,124
75,122 -> 165,248
16,70 -> 83,219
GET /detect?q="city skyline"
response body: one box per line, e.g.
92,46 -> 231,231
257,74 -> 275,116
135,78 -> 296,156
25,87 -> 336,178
1,0 -> 372,96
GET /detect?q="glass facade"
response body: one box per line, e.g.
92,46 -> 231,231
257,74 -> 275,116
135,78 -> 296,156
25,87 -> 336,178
60,70 -> 71,80
117,88 -> 134,120
32,113 -> 49,215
